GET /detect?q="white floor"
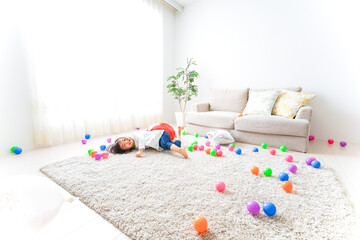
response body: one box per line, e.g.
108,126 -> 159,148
1,132 -> 360,240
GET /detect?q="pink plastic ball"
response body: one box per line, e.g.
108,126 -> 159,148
216,150 -> 223,157
285,155 -> 293,162
102,152 -> 109,159
198,145 -> 204,151
216,181 -> 225,192
193,144 -> 198,150
269,148 -> 276,155
107,138 -> 112,143
228,145 -> 234,151
215,144 -> 221,150
94,153 -> 102,160
309,135 -> 315,141
328,139 -> 334,144
81,139 -> 87,144
205,141 -> 211,146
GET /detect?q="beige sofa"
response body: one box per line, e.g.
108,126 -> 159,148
185,87 -> 312,152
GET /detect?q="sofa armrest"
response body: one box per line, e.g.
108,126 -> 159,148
192,102 -> 210,112
295,106 -> 312,122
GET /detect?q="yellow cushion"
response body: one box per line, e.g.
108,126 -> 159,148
272,90 -> 315,119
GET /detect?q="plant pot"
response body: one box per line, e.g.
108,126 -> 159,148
175,112 -> 187,128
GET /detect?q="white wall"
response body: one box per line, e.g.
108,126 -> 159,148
175,0 -> 360,143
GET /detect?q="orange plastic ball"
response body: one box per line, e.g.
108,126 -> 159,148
282,181 -> 293,193
205,148 -> 211,155
251,166 -> 259,175
194,216 -> 208,234
90,151 -> 98,158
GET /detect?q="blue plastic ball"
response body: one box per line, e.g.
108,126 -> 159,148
204,134 -> 208,139
263,201 -> 277,216
100,145 -> 106,151
14,148 -> 22,155
235,148 -> 242,155
278,172 -> 289,181
311,160 -> 321,168
85,134 -> 91,139
252,147 -> 259,152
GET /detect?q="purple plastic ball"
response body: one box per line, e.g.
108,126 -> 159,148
107,138 -> 112,143
94,153 -> 102,160
81,139 -> 87,144
247,201 -> 260,215
215,144 -> 221,150
288,164 -> 297,173
340,141 -> 347,147
306,157 -> 314,165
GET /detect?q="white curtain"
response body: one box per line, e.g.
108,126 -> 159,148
19,0 -> 163,146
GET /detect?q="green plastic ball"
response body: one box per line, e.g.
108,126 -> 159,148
261,143 -> 267,149
11,146 -> 18,153
210,150 -> 217,156
195,133 -> 199,138
182,130 -> 186,135
280,145 -> 287,152
193,141 -> 198,145
88,149 -> 95,155
263,168 -> 272,177
230,144 -> 235,148
188,146 -> 194,151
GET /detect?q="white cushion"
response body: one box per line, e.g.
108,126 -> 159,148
206,130 -> 235,144
209,88 -> 249,113
243,90 -> 280,115
186,111 -> 239,129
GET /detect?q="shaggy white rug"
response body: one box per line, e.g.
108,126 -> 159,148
40,142 -> 357,239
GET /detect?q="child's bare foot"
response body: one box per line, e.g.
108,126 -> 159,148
179,147 -> 188,159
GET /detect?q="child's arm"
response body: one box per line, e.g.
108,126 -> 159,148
136,148 -> 144,157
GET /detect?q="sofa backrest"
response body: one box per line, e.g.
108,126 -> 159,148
250,86 -> 302,93
209,88 -> 249,113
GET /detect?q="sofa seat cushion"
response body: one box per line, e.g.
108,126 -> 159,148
186,111 -> 239,129
234,115 -> 309,137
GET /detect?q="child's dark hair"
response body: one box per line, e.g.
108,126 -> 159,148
106,137 -> 133,154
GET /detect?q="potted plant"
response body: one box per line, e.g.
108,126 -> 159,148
166,58 -> 199,132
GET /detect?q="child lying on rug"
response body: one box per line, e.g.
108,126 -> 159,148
107,123 -> 188,158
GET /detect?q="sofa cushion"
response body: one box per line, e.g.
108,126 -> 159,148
209,88 -> 249,113
234,115 -> 309,137
186,111 -> 239,129
242,90 -> 280,116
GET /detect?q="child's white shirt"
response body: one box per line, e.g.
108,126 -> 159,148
132,130 -> 164,151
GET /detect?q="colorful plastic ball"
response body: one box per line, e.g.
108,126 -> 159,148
306,157 -> 314,165
284,155 -> 293,162
215,144 -> 221,150
193,216 -> 208,234
14,148 -> 22,155
263,202 -> 276,216
81,139 -> 87,144
11,146 -> 18,153
100,145 -> 106,151
288,164 -> 297,173
263,168 -> 272,177
94,153 -> 102,160
328,139 -> 334,144
216,150 -> 223,157
199,145 -> 204,151
230,143 -> 235,148
205,148 -> 211,154
278,172 -> 289,181
210,150 -> 217,156
88,149 -> 95,155
188,146 -> 194,152
280,145 -> 287,152
311,160 -> 321,168
107,138 -> 112,143
193,141 -> 198,145
269,149 -> 276,155
193,144 -> 198,150
205,141 -> 211,146
247,201 -> 260,215
282,181 -> 293,193
90,151 -> 98,158
261,143 -> 267,149
216,181 -> 225,192
182,130 -> 186,135
252,147 -> 258,152
101,152 -> 109,159
309,135 -> 315,141
228,145 -> 234,151
204,134 -> 208,139
251,166 -> 259,175
235,148 -> 242,155
340,141 -> 347,147
85,134 -> 91,139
